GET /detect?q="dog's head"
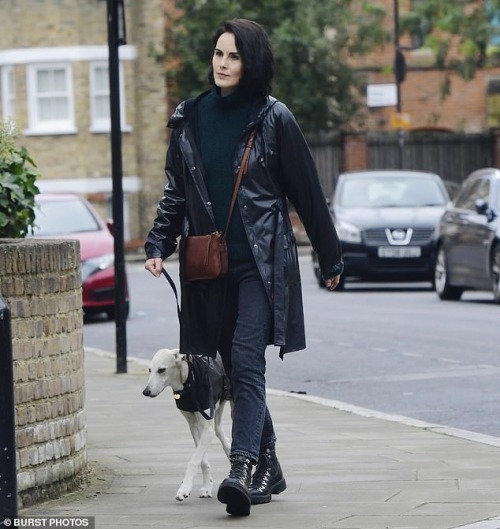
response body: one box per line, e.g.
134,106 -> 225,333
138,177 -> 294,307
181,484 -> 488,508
142,348 -> 188,398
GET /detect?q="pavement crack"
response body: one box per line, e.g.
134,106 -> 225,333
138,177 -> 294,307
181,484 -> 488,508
385,490 -> 402,502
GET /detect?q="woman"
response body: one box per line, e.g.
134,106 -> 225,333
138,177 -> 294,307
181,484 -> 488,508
145,18 -> 343,517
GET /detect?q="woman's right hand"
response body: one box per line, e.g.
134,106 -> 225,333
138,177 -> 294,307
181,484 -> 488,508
145,257 -> 164,277
324,275 -> 341,291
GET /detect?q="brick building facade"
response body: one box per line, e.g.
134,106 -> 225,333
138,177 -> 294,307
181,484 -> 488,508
0,0 -> 167,243
358,0 -> 500,133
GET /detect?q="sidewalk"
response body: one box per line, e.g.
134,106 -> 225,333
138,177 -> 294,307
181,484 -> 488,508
23,348 -> 500,529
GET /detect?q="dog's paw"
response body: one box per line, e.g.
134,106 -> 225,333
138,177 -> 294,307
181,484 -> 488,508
175,485 -> 191,501
199,486 -> 212,498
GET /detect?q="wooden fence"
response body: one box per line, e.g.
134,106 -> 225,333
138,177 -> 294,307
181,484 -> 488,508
306,130 -> 496,199
367,131 -> 494,187
306,132 -> 343,200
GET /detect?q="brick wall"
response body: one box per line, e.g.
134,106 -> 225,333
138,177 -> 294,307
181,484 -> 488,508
128,0 -> 170,239
0,239 -> 86,507
364,68 -> 499,132
353,0 -> 500,133
343,133 -> 369,171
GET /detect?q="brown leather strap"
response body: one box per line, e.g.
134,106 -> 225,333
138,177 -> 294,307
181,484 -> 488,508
223,128 -> 257,237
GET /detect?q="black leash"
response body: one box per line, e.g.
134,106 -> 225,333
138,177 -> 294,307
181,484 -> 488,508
161,267 -> 181,324
161,266 -> 214,420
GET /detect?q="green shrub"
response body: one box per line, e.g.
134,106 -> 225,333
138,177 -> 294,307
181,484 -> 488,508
0,121 -> 40,238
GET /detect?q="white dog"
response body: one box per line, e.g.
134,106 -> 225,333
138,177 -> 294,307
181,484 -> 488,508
142,348 -> 231,501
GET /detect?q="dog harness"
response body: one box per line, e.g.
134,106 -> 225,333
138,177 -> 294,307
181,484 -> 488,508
173,355 -> 229,420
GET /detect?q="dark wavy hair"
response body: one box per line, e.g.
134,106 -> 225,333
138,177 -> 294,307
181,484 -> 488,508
208,19 -> 274,97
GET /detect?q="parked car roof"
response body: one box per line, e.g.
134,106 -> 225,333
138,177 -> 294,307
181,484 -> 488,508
458,167 -> 500,182
339,169 -> 444,179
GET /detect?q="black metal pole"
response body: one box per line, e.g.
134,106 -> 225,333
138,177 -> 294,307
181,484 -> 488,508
107,0 -> 127,373
0,296 -> 18,522
394,0 -> 404,169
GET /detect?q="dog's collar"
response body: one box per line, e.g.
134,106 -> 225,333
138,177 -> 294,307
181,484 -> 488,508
172,356 -> 193,400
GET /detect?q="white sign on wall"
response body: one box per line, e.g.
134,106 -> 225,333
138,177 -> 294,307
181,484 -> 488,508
366,83 -> 398,108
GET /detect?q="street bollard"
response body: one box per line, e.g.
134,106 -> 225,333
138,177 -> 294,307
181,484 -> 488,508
0,295 -> 18,521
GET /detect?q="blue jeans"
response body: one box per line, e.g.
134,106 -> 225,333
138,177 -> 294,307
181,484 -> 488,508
218,259 -> 277,462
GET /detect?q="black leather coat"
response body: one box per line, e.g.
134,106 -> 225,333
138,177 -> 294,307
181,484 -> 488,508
145,91 -> 343,358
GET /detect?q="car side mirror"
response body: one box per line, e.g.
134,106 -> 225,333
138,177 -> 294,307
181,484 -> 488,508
474,199 -> 497,222
474,199 -> 489,216
487,209 -> 498,223
106,219 -> 114,236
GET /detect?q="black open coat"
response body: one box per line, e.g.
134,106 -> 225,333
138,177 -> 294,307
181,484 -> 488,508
145,92 -> 343,359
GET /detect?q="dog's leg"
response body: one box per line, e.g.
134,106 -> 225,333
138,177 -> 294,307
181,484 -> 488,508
176,412 -> 215,501
194,418 -> 215,499
214,401 -> 231,458
175,412 -> 200,501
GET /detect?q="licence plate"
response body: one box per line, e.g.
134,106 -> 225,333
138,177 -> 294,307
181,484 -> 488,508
377,246 -> 421,258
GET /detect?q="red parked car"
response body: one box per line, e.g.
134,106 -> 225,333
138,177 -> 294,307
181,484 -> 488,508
31,193 -> 129,319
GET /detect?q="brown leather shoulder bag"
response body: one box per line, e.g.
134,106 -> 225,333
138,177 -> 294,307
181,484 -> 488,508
183,128 -> 256,281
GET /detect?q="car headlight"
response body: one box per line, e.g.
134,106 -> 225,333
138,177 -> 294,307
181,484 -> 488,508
81,253 -> 114,283
336,220 -> 362,244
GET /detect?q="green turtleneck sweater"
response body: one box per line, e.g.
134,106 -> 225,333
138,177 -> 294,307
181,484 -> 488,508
196,87 -> 254,261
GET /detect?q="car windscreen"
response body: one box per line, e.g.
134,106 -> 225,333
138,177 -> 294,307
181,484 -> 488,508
33,199 -> 102,235
338,176 -> 448,208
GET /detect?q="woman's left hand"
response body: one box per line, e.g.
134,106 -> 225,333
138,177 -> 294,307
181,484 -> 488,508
324,275 -> 341,291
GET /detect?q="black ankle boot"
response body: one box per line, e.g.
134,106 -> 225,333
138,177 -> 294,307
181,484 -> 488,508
217,455 -> 253,516
249,447 -> 287,504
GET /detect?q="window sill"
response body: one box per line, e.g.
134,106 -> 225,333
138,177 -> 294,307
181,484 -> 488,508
89,124 -> 132,134
23,127 -> 78,136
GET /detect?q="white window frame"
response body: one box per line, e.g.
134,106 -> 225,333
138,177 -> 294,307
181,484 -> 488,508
25,62 -> 77,135
1,66 -> 15,120
89,61 -> 131,133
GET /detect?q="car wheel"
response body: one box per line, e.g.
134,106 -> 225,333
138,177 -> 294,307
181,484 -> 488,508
315,271 -> 326,289
491,244 -> 500,304
334,274 -> 345,291
434,247 -> 463,301
311,251 -> 325,289
312,251 -> 345,290
106,301 -> 130,320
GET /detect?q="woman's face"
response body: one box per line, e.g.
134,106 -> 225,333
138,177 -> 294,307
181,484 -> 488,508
212,32 -> 243,96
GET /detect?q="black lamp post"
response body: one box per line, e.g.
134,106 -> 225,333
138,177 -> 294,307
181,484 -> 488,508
107,0 -> 128,374
393,0 -> 407,169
